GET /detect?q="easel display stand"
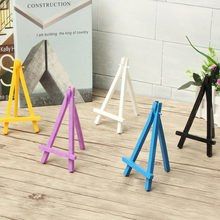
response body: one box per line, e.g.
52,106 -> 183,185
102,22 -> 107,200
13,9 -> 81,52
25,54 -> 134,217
94,57 -> 138,134
0,59 -> 41,135
122,102 -> 170,191
176,70 -> 218,157
39,87 -> 85,173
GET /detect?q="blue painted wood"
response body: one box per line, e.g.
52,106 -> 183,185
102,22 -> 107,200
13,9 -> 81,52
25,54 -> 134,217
122,101 -> 170,192
123,102 -> 157,177
158,119 -> 170,172
122,157 -> 152,179
145,103 -> 160,191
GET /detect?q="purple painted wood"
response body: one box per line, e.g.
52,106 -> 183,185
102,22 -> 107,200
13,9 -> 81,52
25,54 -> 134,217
40,90 -> 69,164
74,106 -> 85,150
68,87 -> 75,172
39,145 -> 77,161
40,87 -> 85,172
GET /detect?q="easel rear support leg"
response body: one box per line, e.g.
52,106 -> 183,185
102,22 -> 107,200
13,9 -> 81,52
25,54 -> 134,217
211,106 -> 215,139
74,107 -> 85,150
177,80 -> 206,148
127,73 -> 138,116
68,91 -> 75,173
206,80 -> 213,157
3,122 -> 9,135
158,119 -> 170,172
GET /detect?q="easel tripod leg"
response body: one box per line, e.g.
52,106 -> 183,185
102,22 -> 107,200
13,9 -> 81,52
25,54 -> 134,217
206,81 -> 213,157
158,119 -> 170,172
127,73 -> 138,116
74,107 -> 85,150
145,179 -> 153,192
211,106 -> 215,139
32,121 -> 40,133
177,82 -> 206,148
3,122 -> 9,135
68,91 -> 75,173
145,113 -> 159,191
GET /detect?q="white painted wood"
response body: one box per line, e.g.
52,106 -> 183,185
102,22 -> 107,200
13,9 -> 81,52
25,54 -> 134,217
126,70 -> 138,116
94,57 -> 125,125
94,57 -> 138,133
117,58 -> 128,134
93,108 -> 124,123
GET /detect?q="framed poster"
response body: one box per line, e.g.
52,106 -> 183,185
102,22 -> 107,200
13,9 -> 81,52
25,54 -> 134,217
0,0 -> 14,101
13,0 -> 92,107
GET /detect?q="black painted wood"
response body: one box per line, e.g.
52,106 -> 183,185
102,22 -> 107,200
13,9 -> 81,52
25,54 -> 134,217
176,67 -> 218,157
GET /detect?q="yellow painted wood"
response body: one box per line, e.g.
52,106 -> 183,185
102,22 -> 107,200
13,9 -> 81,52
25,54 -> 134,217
14,65 -> 20,117
0,59 -> 41,135
0,116 -> 41,122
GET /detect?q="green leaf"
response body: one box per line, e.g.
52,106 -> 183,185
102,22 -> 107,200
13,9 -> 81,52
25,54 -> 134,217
193,81 -> 202,86
201,71 -> 206,78
202,65 -> 208,72
178,81 -> 195,90
204,60 -> 210,66
186,36 -> 218,65
208,47 -> 216,58
193,73 -> 202,83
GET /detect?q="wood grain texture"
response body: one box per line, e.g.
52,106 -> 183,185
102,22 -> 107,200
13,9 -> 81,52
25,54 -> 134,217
0,89 -> 220,220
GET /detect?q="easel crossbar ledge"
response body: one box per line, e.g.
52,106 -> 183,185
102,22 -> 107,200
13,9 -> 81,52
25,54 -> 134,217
122,157 -> 153,180
176,131 -> 216,145
0,116 -> 41,122
40,145 -> 77,161
93,108 -> 124,123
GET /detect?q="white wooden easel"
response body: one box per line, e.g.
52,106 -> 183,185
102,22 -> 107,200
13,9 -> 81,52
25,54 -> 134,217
93,57 -> 138,134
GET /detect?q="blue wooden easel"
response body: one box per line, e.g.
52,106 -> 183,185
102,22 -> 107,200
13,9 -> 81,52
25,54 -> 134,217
122,101 -> 170,191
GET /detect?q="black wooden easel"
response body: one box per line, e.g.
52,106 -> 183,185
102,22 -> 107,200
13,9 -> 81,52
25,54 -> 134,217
176,67 -> 219,157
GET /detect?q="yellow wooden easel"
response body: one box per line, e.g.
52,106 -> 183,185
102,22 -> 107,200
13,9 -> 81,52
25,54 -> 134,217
0,59 -> 41,135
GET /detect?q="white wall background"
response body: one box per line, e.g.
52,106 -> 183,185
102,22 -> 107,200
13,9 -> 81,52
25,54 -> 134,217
92,0 -> 220,103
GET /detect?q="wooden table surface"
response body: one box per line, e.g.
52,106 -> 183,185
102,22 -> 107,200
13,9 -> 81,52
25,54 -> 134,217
0,89 -> 219,220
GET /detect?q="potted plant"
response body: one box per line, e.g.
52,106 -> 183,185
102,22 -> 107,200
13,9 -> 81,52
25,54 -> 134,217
179,37 -> 220,127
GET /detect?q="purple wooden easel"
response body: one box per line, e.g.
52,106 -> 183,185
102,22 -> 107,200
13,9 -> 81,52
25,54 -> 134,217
39,87 -> 85,172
